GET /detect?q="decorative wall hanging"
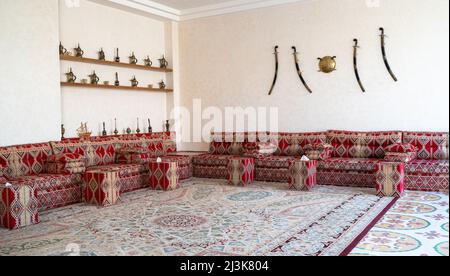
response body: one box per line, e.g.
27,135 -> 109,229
114,119 -> 119,135
59,42 -> 67,55
353,39 -> 366,92
317,56 -> 337,73
130,76 -> 139,87
268,45 -> 279,96
159,80 -> 166,90
114,72 -> 120,86
102,122 -> 107,136
379,27 -> 398,81
98,48 -> 106,61
148,119 -> 153,133
129,52 -> 138,65
144,56 -> 153,67
89,71 -> 100,85
292,46 -> 313,94
65,68 -> 77,83
159,55 -> 169,69
74,44 -> 84,58
115,48 -> 120,63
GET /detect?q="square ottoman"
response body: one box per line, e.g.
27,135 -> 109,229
84,170 -> 122,206
149,161 -> 180,191
228,157 -> 255,186
288,160 -> 318,191
0,183 -> 39,230
376,162 -> 405,197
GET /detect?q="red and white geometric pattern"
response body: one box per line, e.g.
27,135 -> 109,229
115,147 -> 151,165
45,153 -> 86,174
385,143 -> 417,153
193,154 -> 233,167
0,183 -> 39,229
327,130 -> 402,159
255,156 -> 295,169
288,160 -> 317,191
84,170 -> 121,206
376,162 -> 405,197
193,165 -> 228,179
154,156 -> 193,180
317,171 -> 375,188
405,160 -> 449,175
403,132 -> 449,160
149,161 -> 179,191
255,168 -> 289,183
384,152 -> 417,163
227,157 -> 255,186
304,143 -> 334,160
276,132 -> 328,156
317,158 -> 379,172
405,175 -> 449,192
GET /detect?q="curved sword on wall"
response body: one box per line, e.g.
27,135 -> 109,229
268,46 -> 279,96
292,46 -> 313,94
353,39 -> 366,93
379,27 -> 398,82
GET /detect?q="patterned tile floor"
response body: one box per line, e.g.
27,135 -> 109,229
351,191 -> 449,256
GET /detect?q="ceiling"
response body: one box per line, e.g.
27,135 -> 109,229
101,0 -> 304,21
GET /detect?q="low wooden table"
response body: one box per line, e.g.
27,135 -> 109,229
288,160 -> 318,191
83,169 -> 122,206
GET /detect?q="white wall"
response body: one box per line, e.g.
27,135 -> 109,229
178,0 -> 450,150
0,0 -> 61,146
59,0 -> 171,136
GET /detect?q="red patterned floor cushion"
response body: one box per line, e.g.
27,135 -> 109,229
0,143 -> 53,179
193,165 -> 228,179
243,142 -> 277,156
276,132 -> 328,156
143,140 -> 165,157
51,139 -> 116,167
115,147 -> 151,165
384,152 -> 417,163
84,170 -> 121,206
228,157 -> 255,186
376,162 -> 405,197
385,143 -> 417,153
317,158 -> 380,172
45,153 -> 86,174
152,156 -> 191,167
405,160 -> 449,175
50,139 -> 90,157
87,164 -> 147,178
149,161 -> 179,191
193,154 -> 233,167
304,143 -> 333,160
255,167 -> 289,183
327,130 -> 402,159
402,132 -> 449,160
8,174 -> 82,193
255,156 -> 295,169
288,160 -> 317,191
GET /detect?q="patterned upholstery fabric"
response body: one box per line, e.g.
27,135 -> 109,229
385,143 -> 417,153
376,162 -> 405,197
149,161 -> 179,191
255,156 -> 295,169
84,170 -> 121,206
193,154 -> 233,167
0,183 -> 39,229
405,160 -> 449,175
255,168 -> 289,183
0,143 -> 53,179
402,132 -> 449,160
317,158 -> 379,173
317,171 -> 375,188
209,142 -> 233,155
87,164 -> 147,178
288,160 -> 317,191
275,132 -> 328,156
243,142 -> 277,156
8,174 -> 83,211
305,143 -> 334,160
0,176 -> 6,184
193,165 -> 228,179
151,156 -> 193,180
228,157 -> 255,186
119,174 -> 149,194
384,152 -> 417,163
45,153 -> 86,174
405,175 -> 449,192
327,130 -> 402,159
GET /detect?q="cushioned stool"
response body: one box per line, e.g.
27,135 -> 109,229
149,161 -> 180,191
0,183 -> 39,229
376,162 -> 405,197
288,160 -> 317,191
227,157 -> 255,186
84,169 -> 121,206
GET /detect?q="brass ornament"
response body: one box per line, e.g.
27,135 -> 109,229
89,71 -> 100,85
158,55 -> 169,69
65,68 -> 77,83
158,80 -> 166,90
59,42 -> 67,55
130,76 -> 139,87
98,48 -> 106,61
317,56 -> 337,73
74,44 -> 84,58
144,56 -> 153,67
129,52 -> 138,65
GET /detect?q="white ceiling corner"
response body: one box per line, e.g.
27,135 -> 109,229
101,0 -> 305,21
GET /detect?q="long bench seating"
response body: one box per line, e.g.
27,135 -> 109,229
193,131 -> 448,192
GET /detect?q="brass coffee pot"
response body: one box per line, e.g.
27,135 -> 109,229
130,76 -> 139,87
65,68 -> 77,83
89,71 -> 100,85
129,52 -> 138,65
158,80 -> 166,90
59,42 -> 67,55
74,44 -> 84,58
158,55 -> 169,69
98,48 -> 106,61
144,56 -> 153,67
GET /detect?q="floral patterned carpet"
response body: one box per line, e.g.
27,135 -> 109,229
0,179 -> 396,256
351,190 -> 449,256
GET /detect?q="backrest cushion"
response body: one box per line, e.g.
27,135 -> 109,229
275,132 -> 328,156
402,132 -> 449,160
327,130 -> 402,158
0,143 -> 52,178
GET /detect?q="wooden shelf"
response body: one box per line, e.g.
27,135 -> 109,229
61,82 -> 173,93
60,55 -> 173,73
